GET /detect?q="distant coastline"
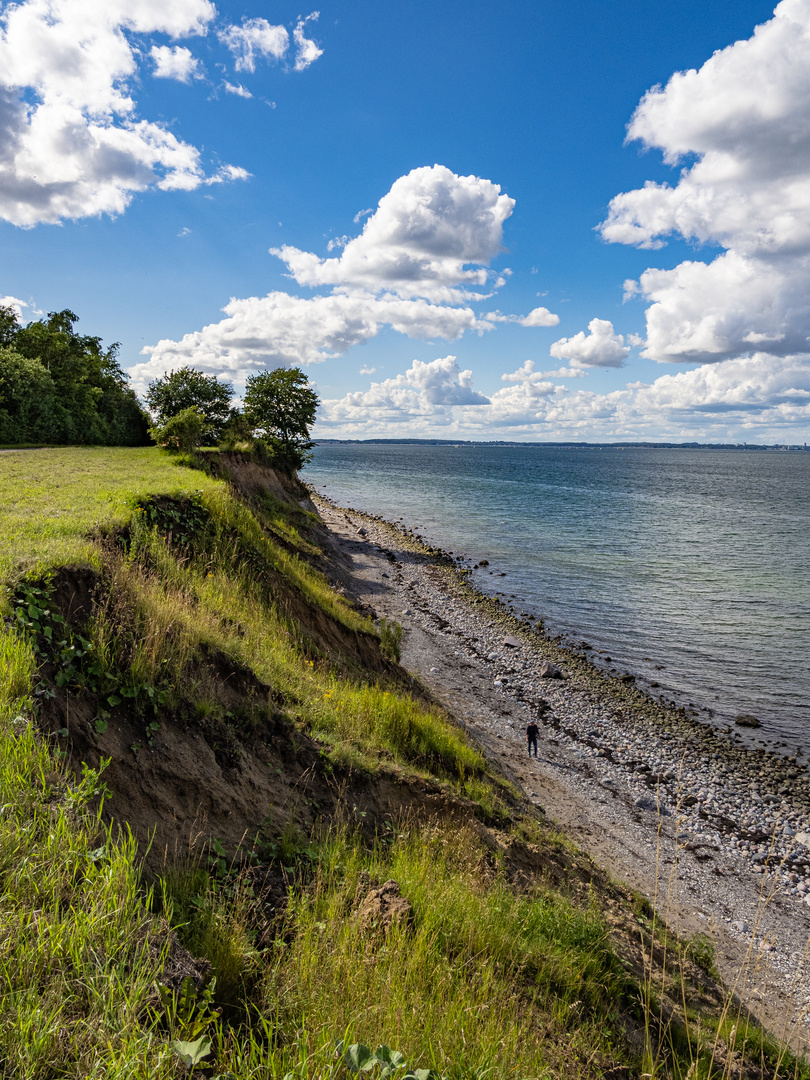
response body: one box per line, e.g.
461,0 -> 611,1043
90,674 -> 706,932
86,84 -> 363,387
314,438 -> 809,450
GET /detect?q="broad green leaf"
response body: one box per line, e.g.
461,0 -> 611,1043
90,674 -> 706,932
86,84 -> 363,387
345,1043 -> 375,1072
171,1035 -> 211,1067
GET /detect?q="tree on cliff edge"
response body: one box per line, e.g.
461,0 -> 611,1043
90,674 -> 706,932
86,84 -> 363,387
145,367 -> 233,446
243,367 -> 319,472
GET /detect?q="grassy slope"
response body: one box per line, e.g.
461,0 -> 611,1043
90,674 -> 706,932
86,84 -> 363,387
0,447 -> 803,1080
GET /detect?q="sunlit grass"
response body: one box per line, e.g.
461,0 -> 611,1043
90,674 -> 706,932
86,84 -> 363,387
0,624 -> 176,1078
198,824 -> 628,1079
5,445 -> 801,1080
0,446 -> 223,592
104,517 -> 485,783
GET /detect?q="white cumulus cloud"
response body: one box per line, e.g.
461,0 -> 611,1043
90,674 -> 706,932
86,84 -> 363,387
320,355 -> 489,430
549,318 -> 630,368
270,164 -> 515,303
312,349 -> 810,441
600,0 -> 810,365
0,293 -> 27,318
0,0 -> 253,226
132,290 -> 488,391
520,306 -> 560,328
150,44 -> 202,82
223,80 -> 252,98
137,165 -> 511,381
292,12 -> 322,71
632,353 -> 810,420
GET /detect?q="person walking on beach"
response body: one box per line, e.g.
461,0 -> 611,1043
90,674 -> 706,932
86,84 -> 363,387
526,720 -> 539,757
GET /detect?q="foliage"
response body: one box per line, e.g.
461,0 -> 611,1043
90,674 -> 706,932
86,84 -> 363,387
10,578 -> 168,744
338,1041 -> 435,1080
218,407 -> 255,450
149,405 -> 206,452
146,365 -> 233,446
0,305 -> 149,446
243,366 -> 319,472
0,347 -> 56,444
379,617 -> 403,662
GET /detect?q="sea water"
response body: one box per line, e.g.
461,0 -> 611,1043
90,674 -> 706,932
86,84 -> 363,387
303,444 -> 810,749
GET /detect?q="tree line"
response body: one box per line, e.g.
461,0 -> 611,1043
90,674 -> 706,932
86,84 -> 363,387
0,306 -> 149,446
0,305 -> 319,471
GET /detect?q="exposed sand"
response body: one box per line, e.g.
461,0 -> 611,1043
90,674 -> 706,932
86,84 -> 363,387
312,490 -> 810,1054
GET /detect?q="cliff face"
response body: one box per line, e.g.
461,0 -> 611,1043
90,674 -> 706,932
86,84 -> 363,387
29,455 -> 427,863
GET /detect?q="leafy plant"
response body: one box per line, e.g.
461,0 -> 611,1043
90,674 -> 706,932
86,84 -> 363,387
243,366 -> 319,473
10,579 -> 170,744
337,1041 -> 435,1080
208,837 -> 228,878
158,976 -> 220,1044
0,305 -> 149,447
149,406 -> 206,453
171,1035 -> 212,1070
146,366 -> 233,446
133,492 -> 210,548
379,618 -> 403,662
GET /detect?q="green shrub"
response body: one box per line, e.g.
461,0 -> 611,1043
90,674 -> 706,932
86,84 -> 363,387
379,617 -> 403,662
149,406 -> 206,452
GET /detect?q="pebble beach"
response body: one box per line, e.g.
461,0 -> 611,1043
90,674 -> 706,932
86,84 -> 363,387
312,488 -> 810,1052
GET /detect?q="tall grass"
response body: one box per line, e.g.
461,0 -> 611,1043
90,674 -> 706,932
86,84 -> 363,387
89,500 -> 486,784
0,625 -> 176,1078
173,823 -> 632,1080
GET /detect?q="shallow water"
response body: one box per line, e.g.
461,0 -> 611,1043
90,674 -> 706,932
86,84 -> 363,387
304,444 -> 810,748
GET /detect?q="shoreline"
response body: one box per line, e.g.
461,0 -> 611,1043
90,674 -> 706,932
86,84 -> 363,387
310,487 -> 810,1051
304,449 -> 809,754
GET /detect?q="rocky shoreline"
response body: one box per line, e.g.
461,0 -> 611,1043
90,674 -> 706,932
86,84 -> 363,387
311,488 -> 810,1049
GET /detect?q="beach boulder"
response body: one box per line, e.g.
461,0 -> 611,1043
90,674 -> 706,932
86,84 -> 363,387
734,713 -> 762,728
538,660 -> 563,679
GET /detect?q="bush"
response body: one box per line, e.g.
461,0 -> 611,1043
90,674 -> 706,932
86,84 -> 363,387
150,407 -> 206,452
379,617 -> 403,662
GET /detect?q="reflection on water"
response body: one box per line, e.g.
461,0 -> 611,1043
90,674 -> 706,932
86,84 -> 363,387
304,445 -> 810,747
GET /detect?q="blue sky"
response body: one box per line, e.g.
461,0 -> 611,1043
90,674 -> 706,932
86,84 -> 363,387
2,0 -> 809,442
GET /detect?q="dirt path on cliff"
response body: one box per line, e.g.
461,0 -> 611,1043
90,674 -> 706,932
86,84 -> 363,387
311,492 -> 810,1055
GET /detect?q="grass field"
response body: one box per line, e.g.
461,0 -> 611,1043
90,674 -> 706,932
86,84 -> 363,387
0,447 -> 224,587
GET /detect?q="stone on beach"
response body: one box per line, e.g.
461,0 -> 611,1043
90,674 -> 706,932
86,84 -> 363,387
735,713 -> 762,728
538,660 -> 563,679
